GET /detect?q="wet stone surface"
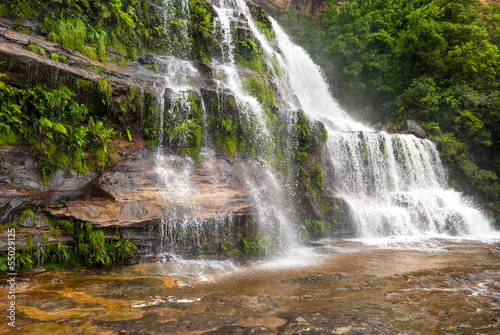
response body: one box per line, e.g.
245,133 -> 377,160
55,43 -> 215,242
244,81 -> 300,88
1,239 -> 500,334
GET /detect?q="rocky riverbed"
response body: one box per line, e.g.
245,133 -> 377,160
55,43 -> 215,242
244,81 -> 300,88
1,238 -> 499,334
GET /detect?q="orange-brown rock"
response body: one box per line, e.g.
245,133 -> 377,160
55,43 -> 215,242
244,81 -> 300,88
0,145 -> 97,222
47,149 -> 255,228
251,0 -> 325,16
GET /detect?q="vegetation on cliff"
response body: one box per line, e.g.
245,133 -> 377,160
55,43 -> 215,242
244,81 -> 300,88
0,211 -> 137,273
279,0 -> 500,202
0,77 -> 116,180
0,0 -> 332,273
2,0 -> 196,62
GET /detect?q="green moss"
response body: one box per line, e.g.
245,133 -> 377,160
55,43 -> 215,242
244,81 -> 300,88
248,2 -> 275,42
290,111 -> 330,211
0,128 -> 18,146
310,164 -> 325,196
141,90 -> 158,141
234,25 -> 267,75
164,92 -> 203,158
50,53 -> 68,63
98,79 -> 113,105
90,65 -> 107,74
28,44 -> 46,56
299,219 -> 336,240
189,0 -> 217,64
205,93 -> 259,158
109,85 -> 145,133
76,79 -> 94,90
242,76 -> 276,111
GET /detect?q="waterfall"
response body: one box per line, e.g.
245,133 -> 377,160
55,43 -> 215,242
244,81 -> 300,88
209,0 -> 298,248
149,0 -> 300,255
269,19 -> 496,240
148,0 -> 496,258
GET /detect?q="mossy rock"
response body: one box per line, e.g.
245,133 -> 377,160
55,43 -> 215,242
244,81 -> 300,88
162,89 -> 203,157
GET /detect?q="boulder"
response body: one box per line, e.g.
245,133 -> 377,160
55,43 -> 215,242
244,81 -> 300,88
401,120 -> 426,139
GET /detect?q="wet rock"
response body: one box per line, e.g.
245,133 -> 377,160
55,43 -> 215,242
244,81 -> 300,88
441,273 -> 479,287
203,325 -> 276,334
277,311 -> 405,334
373,123 -> 397,134
282,273 -> 348,283
93,312 -> 242,334
47,149 -> 254,227
0,17 -> 164,106
400,120 -> 426,139
0,145 -> 97,222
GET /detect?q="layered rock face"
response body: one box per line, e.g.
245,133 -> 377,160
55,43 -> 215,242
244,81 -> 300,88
47,149 -> 255,227
0,1 -> 336,266
251,0 -> 325,16
0,145 -> 97,222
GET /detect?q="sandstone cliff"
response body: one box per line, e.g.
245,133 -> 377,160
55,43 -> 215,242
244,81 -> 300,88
0,2 -> 339,270
251,0 -> 325,16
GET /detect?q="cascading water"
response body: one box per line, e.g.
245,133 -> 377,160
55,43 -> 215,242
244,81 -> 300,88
149,0 -> 496,258
149,0 -> 299,256
268,19 -> 496,241
209,0 -> 298,248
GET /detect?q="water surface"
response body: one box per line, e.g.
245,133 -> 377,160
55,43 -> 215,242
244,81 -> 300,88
1,238 -> 500,334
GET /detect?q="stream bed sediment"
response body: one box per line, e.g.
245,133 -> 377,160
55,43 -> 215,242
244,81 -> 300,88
1,238 -> 499,334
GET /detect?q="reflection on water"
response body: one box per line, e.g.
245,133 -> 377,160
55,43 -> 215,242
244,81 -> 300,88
1,238 -> 500,334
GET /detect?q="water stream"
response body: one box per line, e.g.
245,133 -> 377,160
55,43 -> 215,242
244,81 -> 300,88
2,1 -> 500,333
142,0 -> 500,258
4,239 -> 500,334
269,19 -> 497,243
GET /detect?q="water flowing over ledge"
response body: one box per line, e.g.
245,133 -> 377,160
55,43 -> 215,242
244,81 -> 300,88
0,0 -> 498,272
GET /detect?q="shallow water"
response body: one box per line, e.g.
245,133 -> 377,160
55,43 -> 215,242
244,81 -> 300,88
1,239 -> 500,334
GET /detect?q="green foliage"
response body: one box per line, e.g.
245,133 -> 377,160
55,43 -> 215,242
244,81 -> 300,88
109,238 -> 138,262
3,0 -> 195,62
0,219 -> 138,274
300,219 -> 336,240
3,0 -> 36,20
126,128 -> 132,142
46,17 -> 100,60
233,233 -> 272,258
0,77 -> 116,178
456,154 -> 500,198
279,0 -> 500,200
19,209 -> 35,223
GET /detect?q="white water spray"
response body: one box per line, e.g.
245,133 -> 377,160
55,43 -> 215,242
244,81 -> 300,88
269,18 -> 497,241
